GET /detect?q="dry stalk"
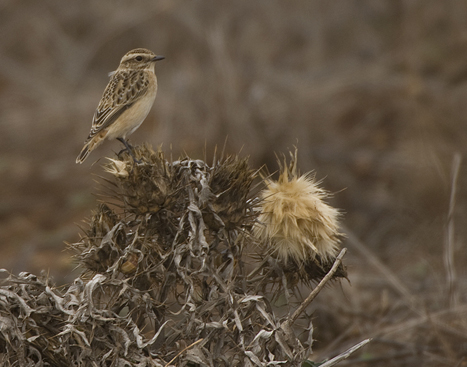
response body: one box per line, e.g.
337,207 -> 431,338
164,339 -> 204,367
341,224 -> 418,311
288,248 -> 347,328
445,152 -> 461,308
319,338 -> 372,367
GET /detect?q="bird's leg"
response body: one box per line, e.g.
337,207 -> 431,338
117,138 -> 141,163
117,137 -> 134,151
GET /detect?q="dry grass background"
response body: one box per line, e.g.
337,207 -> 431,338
1,0 -> 467,365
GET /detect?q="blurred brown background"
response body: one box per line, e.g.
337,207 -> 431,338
1,0 -> 467,365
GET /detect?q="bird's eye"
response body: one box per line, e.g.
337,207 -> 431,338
135,56 -> 143,61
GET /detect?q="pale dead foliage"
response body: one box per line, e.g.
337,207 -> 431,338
0,146 -> 347,366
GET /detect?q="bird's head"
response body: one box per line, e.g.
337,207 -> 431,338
118,48 -> 165,71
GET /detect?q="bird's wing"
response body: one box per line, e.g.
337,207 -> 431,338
84,70 -> 150,142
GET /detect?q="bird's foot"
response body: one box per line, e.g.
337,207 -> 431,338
117,138 -> 142,164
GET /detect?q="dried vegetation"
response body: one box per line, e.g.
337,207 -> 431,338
0,146 -> 351,366
2,1 -> 467,366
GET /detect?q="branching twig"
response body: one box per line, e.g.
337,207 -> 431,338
288,248 -> 347,327
164,338 -> 204,367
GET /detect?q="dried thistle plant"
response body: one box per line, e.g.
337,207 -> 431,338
0,145 -> 353,367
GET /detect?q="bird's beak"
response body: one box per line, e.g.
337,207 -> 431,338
152,55 -> 165,62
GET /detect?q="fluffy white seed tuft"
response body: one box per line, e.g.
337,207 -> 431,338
254,151 -> 341,263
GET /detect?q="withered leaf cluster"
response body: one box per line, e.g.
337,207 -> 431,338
0,145 -> 346,366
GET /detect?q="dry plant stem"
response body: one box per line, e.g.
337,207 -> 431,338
343,223 -> 466,342
336,350 -> 414,366
164,338 -> 203,367
445,152 -> 461,308
368,303 -> 467,340
454,356 -> 467,367
341,224 -> 418,310
422,351 -> 457,366
426,314 -> 457,363
319,338 -> 372,367
288,248 -> 347,327
315,322 -> 359,360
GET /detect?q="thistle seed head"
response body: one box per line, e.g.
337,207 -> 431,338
255,150 -> 342,263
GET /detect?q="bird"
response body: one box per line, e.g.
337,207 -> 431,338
76,48 -> 165,164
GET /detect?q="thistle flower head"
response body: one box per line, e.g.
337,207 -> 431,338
103,145 -> 173,215
255,150 -> 341,263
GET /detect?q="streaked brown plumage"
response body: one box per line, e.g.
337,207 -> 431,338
76,48 -> 164,164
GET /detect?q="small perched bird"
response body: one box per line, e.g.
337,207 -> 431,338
76,48 -> 164,164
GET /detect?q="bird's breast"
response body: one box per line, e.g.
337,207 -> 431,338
106,75 -> 158,140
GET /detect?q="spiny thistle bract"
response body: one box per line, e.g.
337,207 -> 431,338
0,145 -> 348,367
254,149 -> 346,284
104,146 -> 174,215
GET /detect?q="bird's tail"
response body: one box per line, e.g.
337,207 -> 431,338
76,138 -> 102,164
